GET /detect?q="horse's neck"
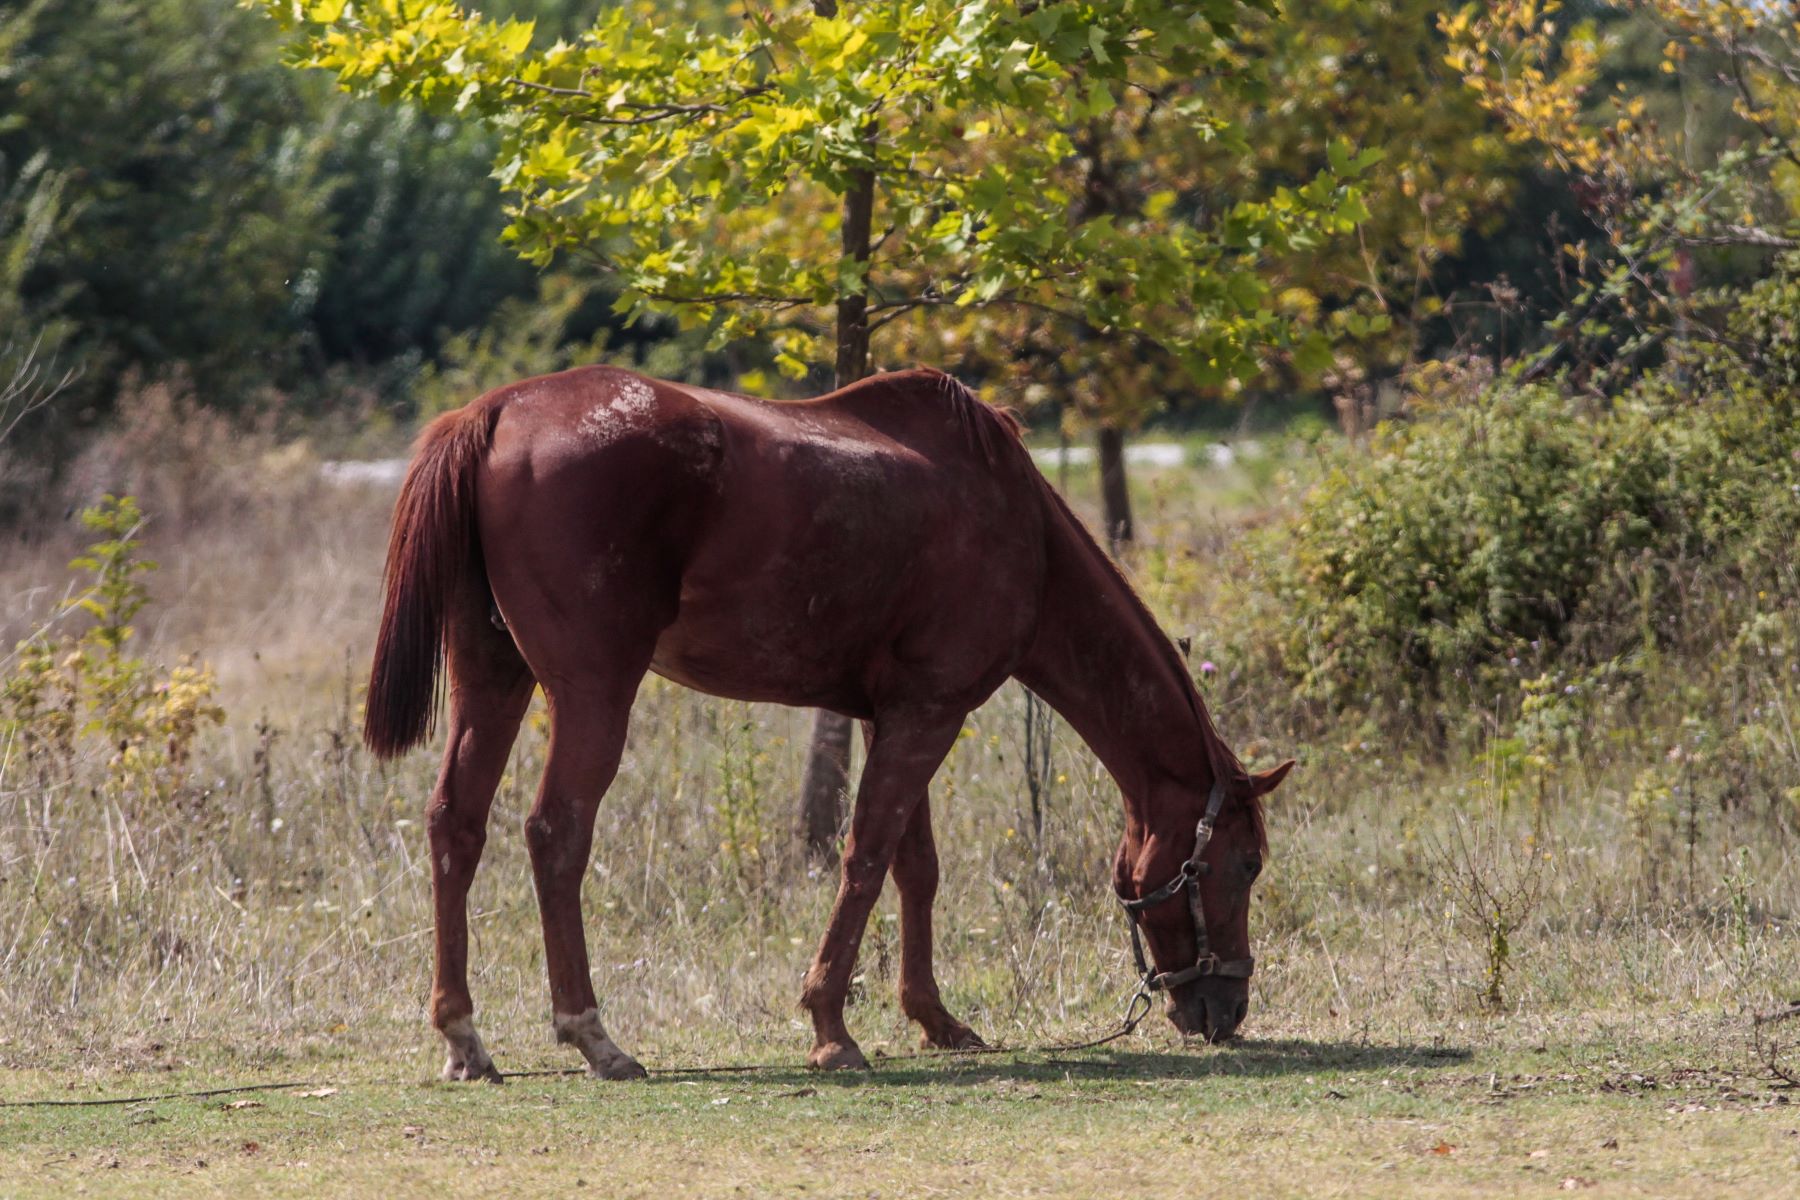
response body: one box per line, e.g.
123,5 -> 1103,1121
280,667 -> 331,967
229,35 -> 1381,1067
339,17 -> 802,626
1013,488 -> 1218,827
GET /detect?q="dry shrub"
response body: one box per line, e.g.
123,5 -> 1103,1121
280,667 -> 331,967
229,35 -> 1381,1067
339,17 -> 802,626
2,368 -> 394,690
61,370 -> 318,533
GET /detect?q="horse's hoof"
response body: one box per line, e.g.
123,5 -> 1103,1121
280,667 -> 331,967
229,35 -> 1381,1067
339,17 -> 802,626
441,1017 -> 503,1084
587,1054 -> 648,1081
553,1008 -> 647,1081
924,1024 -> 988,1052
808,1041 -> 870,1071
444,1056 -> 505,1084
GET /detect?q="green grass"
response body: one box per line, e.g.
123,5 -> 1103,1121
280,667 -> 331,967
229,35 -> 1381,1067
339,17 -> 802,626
4,1016 -> 1795,1198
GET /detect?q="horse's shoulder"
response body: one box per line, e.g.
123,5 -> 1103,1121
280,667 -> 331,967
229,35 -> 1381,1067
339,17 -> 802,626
839,368 -> 1025,466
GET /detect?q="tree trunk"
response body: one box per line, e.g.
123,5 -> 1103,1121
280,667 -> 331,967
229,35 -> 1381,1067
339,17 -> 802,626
798,707 -> 853,857
1076,125 -> 1131,553
1097,425 -> 1133,552
797,140 -> 874,864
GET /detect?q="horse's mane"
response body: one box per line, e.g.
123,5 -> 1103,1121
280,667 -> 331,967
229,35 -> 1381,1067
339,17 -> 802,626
924,369 -> 1026,467
1030,459 -> 1265,850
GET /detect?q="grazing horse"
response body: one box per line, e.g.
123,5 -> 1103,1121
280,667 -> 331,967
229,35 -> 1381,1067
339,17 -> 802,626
365,364 -> 1292,1079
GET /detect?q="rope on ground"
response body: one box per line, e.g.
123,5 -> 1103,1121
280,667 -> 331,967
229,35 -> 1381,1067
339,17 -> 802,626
0,1080 -> 329,1109
1752,1000 -> 1800,1087
0,993 -> 1159,1107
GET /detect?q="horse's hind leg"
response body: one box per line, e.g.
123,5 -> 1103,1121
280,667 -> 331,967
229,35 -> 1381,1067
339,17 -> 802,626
526,671 -> 650,1080
428,600 -> 534,1083
860,720 -> 985,1050
891,796 -> 987,1050
802,710 -> 964,1070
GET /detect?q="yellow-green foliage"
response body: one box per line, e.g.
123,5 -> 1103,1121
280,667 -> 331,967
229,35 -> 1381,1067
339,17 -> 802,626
410,275 -> 610,419
260,0 -> 1371,387
2,495 -> 224,805
713,703 -> 773,895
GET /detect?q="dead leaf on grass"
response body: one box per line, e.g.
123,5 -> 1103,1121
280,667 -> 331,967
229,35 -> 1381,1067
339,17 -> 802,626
296,1087 -> 338,1098
223,1099 -> 263,1111
1429,1141 -> 1455,1155
1560,1177 -> 1594,1190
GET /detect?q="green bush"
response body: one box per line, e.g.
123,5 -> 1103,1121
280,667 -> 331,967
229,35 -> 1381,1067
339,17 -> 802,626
1263,349 -> 1800,731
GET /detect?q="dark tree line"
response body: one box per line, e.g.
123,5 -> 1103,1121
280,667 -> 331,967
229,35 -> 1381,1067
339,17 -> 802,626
0,0 -> 609,454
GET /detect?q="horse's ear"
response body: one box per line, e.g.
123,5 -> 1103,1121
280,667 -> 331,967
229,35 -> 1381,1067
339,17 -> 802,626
1248,760 -> 1295,796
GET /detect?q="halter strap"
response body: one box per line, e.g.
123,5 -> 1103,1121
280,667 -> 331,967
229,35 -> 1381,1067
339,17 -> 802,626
1115,778 -> 1255,990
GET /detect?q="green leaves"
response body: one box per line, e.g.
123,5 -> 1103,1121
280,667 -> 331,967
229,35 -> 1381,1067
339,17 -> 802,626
1327,138 -> 1385,180
257,0 -> 1362,390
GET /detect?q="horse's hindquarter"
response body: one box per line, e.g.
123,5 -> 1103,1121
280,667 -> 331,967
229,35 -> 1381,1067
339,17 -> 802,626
476,367 -> 729,691
651,380 -> 1045,717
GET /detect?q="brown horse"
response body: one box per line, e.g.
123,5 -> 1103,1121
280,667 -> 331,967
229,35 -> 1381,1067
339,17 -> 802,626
366,364 -> 1291,1079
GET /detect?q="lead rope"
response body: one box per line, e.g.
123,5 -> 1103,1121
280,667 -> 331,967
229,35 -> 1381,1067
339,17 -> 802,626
0,982 -> 1166,1107
0,1016 -> 1161,1106
504,982 -> 1162,1080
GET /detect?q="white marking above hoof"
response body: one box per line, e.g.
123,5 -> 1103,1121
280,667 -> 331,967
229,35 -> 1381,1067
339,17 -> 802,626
441,1016 -> 503,1084
553,1008 -> 647,1080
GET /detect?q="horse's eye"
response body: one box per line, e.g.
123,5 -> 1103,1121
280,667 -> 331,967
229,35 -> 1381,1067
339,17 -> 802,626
1243,856 -> 1263,882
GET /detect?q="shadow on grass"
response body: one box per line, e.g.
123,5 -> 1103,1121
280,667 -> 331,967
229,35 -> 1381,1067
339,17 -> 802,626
638,1038 -> 1471,1090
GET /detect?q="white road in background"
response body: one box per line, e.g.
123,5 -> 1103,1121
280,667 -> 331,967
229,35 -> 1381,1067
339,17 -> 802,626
319,459 -> 408,486
1029,442 -> 1241,469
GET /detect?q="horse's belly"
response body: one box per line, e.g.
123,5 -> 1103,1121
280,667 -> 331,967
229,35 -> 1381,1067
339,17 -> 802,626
640,434 -> 1036,715
648,610 -> 873,715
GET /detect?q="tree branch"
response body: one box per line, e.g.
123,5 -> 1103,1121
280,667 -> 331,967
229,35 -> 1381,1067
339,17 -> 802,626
0,337 -> 78,448
1675,224 -> 1800,250
504,77 -> 769,126
638,288 -> 815,309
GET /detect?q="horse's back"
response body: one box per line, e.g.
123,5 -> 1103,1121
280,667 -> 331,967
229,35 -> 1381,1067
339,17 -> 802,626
473,364 -> 1047,716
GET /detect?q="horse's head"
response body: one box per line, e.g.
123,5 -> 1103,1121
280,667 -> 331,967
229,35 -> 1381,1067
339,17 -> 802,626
1114,759 -> 1293,1043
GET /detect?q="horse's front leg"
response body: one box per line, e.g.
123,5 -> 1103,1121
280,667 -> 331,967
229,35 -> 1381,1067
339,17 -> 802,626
525,684 -> 647,1080
801,711 -> 964,1070
891,795 -> 987,1050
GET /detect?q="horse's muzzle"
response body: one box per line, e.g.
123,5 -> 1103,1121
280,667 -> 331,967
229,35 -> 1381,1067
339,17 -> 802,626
1168,983 -> 1249,1043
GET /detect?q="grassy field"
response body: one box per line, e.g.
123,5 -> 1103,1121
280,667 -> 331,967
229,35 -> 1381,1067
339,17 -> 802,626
4,1016 -> 1796,1197
2,422 -> 1797,1196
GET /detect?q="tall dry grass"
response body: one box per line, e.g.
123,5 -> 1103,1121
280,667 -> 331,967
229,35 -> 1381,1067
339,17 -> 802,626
1,410 -> 1795,1081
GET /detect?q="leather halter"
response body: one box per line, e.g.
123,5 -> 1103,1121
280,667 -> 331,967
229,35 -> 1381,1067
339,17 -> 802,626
1115,779 -> 1255,991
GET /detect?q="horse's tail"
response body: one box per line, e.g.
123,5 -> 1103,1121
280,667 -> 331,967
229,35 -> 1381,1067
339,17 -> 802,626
364,401 -> 501,759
